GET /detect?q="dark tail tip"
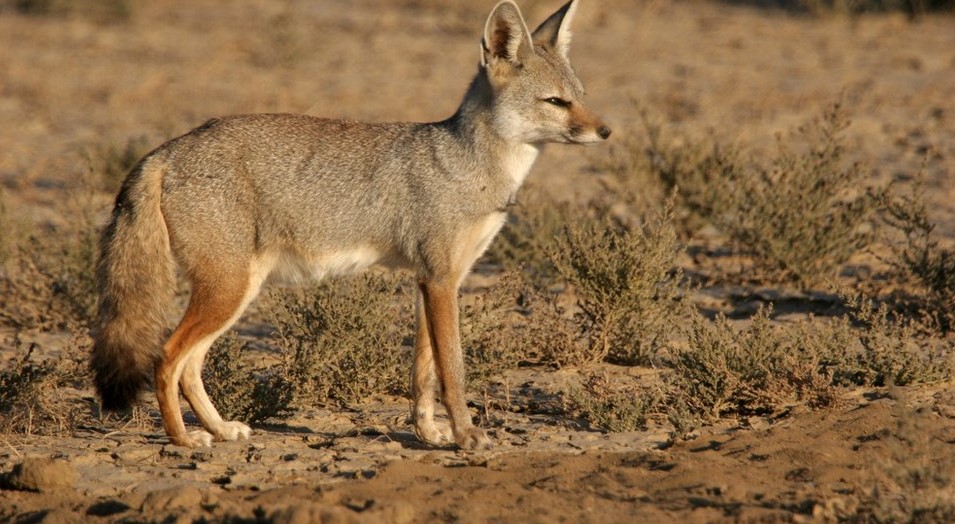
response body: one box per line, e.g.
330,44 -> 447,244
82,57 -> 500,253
92,362 -> 150,412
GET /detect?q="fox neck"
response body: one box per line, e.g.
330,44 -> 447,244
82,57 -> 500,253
445,70 -> 541,193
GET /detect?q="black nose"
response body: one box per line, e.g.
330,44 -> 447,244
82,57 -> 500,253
597,126 -> 611,140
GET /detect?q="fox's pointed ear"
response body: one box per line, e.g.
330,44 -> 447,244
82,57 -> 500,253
481,1 -> 533,69
531,0 -> 578,60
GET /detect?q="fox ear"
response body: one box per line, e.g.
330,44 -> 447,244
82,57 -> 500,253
531,0 -> 578,60
481,1 -> 533,69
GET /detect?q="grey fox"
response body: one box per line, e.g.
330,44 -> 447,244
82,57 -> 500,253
92,0 -> 610,450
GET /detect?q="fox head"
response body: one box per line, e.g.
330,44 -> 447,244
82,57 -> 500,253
479,0 -> 611,146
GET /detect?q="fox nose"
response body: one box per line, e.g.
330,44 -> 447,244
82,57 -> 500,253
597,126 -> 611,140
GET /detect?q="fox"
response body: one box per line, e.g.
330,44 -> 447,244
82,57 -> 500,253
91,0 -> 610,450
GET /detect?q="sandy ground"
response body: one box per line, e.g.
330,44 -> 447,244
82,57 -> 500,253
1,0 -> 954,522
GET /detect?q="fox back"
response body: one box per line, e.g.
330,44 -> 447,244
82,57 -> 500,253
92,0 -> 609,450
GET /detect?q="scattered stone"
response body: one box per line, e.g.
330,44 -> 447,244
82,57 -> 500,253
140,485 -> 203,514
2,457 -> 77,493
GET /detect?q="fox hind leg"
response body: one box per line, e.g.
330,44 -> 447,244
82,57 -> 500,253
156,264 -> 265,447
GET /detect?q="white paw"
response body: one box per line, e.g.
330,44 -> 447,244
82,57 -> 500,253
214,421 -> 252,442
414,421 -> 454,446
174,429 -> 215,448
455,426 -> 492,450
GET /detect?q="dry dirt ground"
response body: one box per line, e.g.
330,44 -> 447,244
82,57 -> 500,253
1,0 -> 955,522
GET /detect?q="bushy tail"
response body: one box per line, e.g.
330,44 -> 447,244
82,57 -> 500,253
91,154 -> 176,411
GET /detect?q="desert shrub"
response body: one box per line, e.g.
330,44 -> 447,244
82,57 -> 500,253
548,203 -> 687,366
202,334 -> 294,425
838,294 -> 954,387
0,215 -> 100,330
563,371 -> 663,433
667,307 -> 840,421
0,336 -> 79,435
523,284 -> 589,369
268,272 -> 412,407
642,102 -> 885,288
879,178 -> 955,335
460,272 -> 529,388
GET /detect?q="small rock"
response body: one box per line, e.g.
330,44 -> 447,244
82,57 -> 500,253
140,485 -> 203,514
3,457 -> 77,493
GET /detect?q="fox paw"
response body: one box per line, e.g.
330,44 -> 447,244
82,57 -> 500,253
455,427 -> 492,450
213,421 -> 252,442
173,430 -> 215,448
414,421 -> 454,446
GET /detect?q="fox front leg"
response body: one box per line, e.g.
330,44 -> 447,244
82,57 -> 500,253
418,281 -> 491,450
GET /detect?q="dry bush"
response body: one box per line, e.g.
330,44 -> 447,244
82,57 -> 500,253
268,272 -> 412,407
838,294 -> 954,387
0,334 -> 87,436
461,272 -> 529,389
0,209 -> 100,330
666,298 -> 952,423
640,102 -> 885,288
562,371 -> 663,433
591,111 -> 672,219
0,137 -> 155,329
202,334 -> 294,425
548,203 -> 688,366
879,177 -> 955,335
666,307 -> 840,421
522,284 -> 589,369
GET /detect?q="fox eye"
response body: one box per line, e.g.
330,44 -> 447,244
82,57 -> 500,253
543,97 -> 570,108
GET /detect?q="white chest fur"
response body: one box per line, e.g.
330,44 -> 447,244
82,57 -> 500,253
502,143 -> 541,189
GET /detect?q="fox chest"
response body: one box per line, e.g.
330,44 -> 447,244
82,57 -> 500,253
455,211 -> 508,270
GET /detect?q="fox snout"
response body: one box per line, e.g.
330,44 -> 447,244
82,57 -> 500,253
568,105 -> 611,144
